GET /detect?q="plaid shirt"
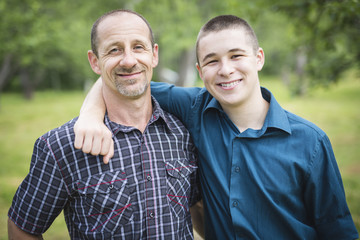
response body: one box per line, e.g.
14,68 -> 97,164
8,98 -> 199,239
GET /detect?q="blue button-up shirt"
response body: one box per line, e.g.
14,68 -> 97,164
151,82 -> 358,240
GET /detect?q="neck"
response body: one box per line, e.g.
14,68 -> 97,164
103,87 -> 153,133
222,88 -> 269,133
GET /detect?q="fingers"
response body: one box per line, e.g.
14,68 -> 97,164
74,130 -> 85,150
73,117 -> 114,163
103,141 -> 114,164
91,134 -> 102,155
99,131 -> 113,156
79,130 -> 113,157
74,121 -> 86,150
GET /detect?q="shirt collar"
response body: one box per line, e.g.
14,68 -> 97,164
104,96 -> 174,135
204,87 -> 291,134
261,87 -> 291,134
204,94 -> 223,112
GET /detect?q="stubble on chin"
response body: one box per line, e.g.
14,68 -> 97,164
115,79 -> 149,97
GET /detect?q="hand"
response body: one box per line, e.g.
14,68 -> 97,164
74,115 -> 114,164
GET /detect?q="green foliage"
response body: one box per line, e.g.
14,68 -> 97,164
0,0 -> 359,95
273,0 -> 360,93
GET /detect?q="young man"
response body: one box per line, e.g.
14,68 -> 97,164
8,10 -> 199,239
74,15 -> 359,239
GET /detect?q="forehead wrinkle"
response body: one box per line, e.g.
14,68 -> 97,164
106,38 -> 148,47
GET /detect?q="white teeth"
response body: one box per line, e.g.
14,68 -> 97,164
220,81 -> 239,88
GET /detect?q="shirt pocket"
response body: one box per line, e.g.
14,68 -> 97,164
166,158 -> 197,218
76,171 -> 133,234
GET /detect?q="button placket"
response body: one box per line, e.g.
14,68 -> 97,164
140,133 -> 159,238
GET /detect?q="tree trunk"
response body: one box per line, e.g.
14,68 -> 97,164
177,47 -> 197,87
20,67 -> 33,99
0,54 -> 13,91
293,47 -> 308,96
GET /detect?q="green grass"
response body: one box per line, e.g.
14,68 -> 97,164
1,75 -> 359,238
0,91 -> 85,239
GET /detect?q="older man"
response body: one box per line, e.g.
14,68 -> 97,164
8,10 -> 199,239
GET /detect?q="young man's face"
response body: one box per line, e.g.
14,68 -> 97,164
196,28 -> 264,109
88,13 -> 158,98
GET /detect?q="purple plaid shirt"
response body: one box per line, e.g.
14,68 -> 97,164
8,98 -> 199,239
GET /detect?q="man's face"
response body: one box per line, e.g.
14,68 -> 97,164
89,13 -> 158,98
196,28 -> 264,109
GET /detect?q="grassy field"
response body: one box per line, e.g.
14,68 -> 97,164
0,75 -> 359,239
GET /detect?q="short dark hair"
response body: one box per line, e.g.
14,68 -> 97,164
91,9 -> 155,57
196,15 -> 259,65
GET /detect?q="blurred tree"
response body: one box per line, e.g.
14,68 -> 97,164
0,0 -> 88,98
1,0 -> 358,98
273,0 -> 360,95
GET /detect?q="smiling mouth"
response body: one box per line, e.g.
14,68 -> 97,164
218,80 -> 241,88
117,72 -> 141,77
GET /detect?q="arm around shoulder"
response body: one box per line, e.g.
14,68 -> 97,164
74,77 -> 114,164
151,81 -> 202,122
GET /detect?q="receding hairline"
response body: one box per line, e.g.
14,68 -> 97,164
91,9 -> 155,57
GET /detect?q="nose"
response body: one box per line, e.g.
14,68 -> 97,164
218,60 -> 234,77
119,50 -> 137,68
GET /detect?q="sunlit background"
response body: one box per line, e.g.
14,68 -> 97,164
0,0 -> 359,239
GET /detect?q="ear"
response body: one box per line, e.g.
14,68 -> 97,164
152,44 -> 159,68
196,63 -> 203,80
87,50 -> 101,75
256,48 -> 265,71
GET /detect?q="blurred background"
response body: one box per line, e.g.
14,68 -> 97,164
0,0 -> 359,239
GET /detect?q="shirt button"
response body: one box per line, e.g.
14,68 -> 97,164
235,166 -> 240,173
108,184 -> 114,190
233,201 -> 238,207
149,212 -> 155,218
146,175 -> 152,181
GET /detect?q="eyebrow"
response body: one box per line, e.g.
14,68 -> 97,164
201,48 -> 246,63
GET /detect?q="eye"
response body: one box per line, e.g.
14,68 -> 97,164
204,59 -> 218,66
231,54 -> 243,59
109,48 -> 119,54
134,45 -> 145,51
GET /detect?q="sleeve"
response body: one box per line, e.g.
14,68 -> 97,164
304,134 -> 359,239
8,136 -> 69,235
151,81 -> 202,124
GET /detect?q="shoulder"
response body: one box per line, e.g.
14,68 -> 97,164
161,110 -> 190,134
151,81 -> 213,108
40,117 -> 77,141
36,117 -> 78,155
285,110 -> 329,144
